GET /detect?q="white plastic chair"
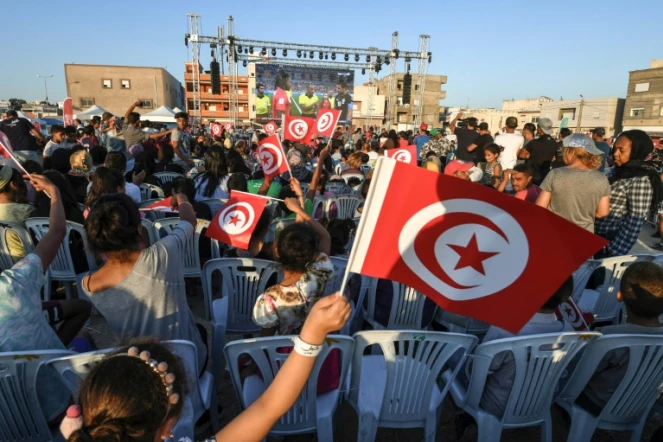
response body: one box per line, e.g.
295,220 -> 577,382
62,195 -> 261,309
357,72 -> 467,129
140,218 -> 159,246
447,332 -> 601,442
224,335 -> 354,442
312,195 -> 327,219
364,279 -> 437,330
152,218 -> 220,277
201,258 -> 282,392
434,309 -> 491,337
198,198 -> 228,217
360,164 -> 372,175
153,171 -> 184,185
348,330 -> 478,442
24,219 -> 97,300
48,340 -> 217,438
325,195 -> 364,220
0,349 -> 75,442
0,221 -> 34,271
139,183 -> 165,201
299,182 -> 310,195
556,334 -> 663,442
325,182 -> 351,196
574,255 -> 648,324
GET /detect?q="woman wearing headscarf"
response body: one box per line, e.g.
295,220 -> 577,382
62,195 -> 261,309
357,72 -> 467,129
285,147 -> 312,183
595,130 -> 662,257
68,149 -> 94,204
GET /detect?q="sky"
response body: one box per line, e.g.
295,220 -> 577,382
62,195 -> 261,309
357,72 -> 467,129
3,0 -> 662,109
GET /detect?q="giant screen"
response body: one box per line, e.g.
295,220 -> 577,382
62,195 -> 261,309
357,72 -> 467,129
254,64 -> 354,125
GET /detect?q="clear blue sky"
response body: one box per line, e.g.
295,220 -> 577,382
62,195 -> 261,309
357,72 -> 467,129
3,0 -> 661,108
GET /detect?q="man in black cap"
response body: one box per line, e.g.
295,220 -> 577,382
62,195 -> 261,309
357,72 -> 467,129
591,127 -> 610,172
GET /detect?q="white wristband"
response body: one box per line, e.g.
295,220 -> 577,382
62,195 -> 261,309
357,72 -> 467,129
293,337 -> 322,357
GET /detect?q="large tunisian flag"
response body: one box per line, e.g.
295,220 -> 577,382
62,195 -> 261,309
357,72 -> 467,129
347,158 -> 607,333
206,191 -> 268,249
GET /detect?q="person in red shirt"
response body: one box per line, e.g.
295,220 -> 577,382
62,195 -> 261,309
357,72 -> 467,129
321,94 -> 331,110
272,71 -> 291,119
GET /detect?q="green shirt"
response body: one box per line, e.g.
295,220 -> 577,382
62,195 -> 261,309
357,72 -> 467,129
247,179 -> 282,198
284,198 -> 314,219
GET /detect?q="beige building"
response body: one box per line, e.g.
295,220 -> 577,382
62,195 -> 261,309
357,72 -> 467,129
375,73 -> 447,129
538,97 -> 625,137
501,96 -> 554,127
64,64 -> 185,116
351,84 -> 386,129
622,59 -> 663,136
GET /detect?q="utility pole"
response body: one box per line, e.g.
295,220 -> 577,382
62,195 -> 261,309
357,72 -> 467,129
576,95 -> 584,134
36,74 -> 53,103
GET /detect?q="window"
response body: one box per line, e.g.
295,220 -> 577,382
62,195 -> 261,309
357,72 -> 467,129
102,79 -> 112,89
397,97 -> 403,105
660,107 -> 663,117
559,108 -> 576,120
630,108 -> 645,117
415,85 -> 419,91
139,99 -> 153,109
120,79 -> 131,89
80,98 -> 94,107
414,99 -> 420,106
592,111 -> 600,119
397,82 -> 402,91
634,82 -> 650,92
531,117 -> 539,123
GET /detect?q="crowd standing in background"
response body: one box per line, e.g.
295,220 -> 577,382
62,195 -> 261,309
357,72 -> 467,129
1,102 -> 663,442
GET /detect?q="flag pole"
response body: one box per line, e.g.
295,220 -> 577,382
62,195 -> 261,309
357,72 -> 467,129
231,190 -> 284,203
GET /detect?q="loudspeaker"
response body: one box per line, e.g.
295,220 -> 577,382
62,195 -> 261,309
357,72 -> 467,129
402,73 -> 412,105
210,61 -> 221,95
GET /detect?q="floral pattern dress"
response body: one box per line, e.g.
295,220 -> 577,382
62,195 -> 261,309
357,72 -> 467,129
252,253 -> 334,335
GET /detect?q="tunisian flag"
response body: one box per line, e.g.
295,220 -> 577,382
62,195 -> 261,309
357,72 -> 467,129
257,135 -> 290,179
283,115 -> 314,142
210,122 -> 223,137
263,121 -> 278,136
63,97 -> 73,127
385,145 -> 417,165
312,109 -> 340,138
347,158 -> 607,333
206,191 -> 268,249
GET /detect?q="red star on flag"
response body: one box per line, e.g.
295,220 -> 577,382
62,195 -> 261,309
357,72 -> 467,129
228,214 -> 241,226
447,234 -> 499,275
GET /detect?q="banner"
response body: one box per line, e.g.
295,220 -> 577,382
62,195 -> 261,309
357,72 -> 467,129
63,97 -> 73,127
346,158 -> 607,333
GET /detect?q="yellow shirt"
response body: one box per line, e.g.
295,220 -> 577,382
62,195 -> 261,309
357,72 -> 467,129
255,95 -> 271,115
298,94 -> 319,116
329,96 -> 335,109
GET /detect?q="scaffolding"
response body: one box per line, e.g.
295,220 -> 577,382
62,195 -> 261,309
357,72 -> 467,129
414,35 -> 430,128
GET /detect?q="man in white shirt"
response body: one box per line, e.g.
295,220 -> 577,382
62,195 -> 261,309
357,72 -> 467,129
43,126 -> 67,157
494,116 -> 524,169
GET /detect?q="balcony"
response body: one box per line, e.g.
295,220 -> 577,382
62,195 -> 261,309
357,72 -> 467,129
185,91 -> 249,102
194,109 -> 250,119
184,73 -> 249,84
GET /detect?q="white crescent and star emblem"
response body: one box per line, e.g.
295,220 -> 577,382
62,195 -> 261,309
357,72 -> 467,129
317,113 -> 333,133
393,149 -> 412,163
218,202 -> 255,235
211,124 -> 221,136
264,123 -> 276,134
559,301 -> 584,328
398,199 -> 529,301
288,119 -> 309,140
258,143 -> 283,175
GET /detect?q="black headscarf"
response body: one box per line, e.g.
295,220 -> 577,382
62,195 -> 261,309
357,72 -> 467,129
610,130 -> 662,213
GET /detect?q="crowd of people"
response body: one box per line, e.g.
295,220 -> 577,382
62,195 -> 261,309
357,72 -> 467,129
0,101 -> 662,442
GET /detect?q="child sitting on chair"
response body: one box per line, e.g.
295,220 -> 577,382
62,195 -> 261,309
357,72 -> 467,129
575,261 -> 663,415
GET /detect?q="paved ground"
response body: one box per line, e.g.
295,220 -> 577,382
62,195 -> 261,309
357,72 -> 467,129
84,223 -> 663,441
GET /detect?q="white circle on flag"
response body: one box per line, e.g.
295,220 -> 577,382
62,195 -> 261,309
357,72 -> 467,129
288,119 -> 309,140
393,149 -> 412,163
259,143 -> 283,175
265,122 -> 276,134
317,112 -> 333,133
218,202 -> 255,235
211,124 -> 221,137
398,199 -> 529,301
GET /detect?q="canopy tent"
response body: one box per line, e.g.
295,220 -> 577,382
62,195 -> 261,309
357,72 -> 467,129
74,105 -> 109,121
141,106 -> 177,123
172,107 -> 183,113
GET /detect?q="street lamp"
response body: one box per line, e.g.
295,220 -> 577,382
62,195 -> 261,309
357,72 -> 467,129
36,74 -> 53,103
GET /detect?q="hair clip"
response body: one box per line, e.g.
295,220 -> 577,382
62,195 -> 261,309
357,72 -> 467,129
127,347 -> 180,405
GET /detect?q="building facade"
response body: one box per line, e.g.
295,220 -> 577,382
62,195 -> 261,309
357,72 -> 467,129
375,73 -> 447,130
351,84 -> 386,130
64,64 -> 185,116
538,97 -> 625,137
622,59 -> 663,136
185,62 -> 250,123
501,96 -> 554,128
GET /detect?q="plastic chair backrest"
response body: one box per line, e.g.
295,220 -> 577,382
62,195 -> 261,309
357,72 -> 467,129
153,171 -> 184,184
24,219 -> 97,281
325,182 -> 351,196
139,199 -> 168,220
0,350 -> 75,442
198,198 -> 228,217
140,218 -> 159,246
0,221 -> 34,272
312,195 -> 327,219
164,340 -> 207,420
326,195 -> 363,220
466,332 -> 601,425
365,279 -> 435,330
299,183 -> 310,195
571,259 -> 601,301
152,218 -> 219,277
360,164 -> 372,175
201,258 -> 282,333
224,335 -> 354,432
349,331 -> 477,422
325,256 -> 348,296
558,334 -> 663,423
589,255 -> 644,323
139,183 -> 165,201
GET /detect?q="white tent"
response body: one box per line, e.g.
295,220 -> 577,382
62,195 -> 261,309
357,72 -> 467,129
172,107 -> 183,113
74,105 -> 109,120
141,106 -> 177,123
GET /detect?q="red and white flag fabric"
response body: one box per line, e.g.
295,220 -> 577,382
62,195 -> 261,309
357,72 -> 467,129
210,122 -> 223,137
555,299 -> 594,331
139,197 -> 177,213
283,115 -> 314,143
0,130 -> 15,159
206,191 -> 268,249
263,121 -> 278,136
224,123 -> 232,131
63,97 -> 73,127
257,135 -> 289,179
385,145 -> 417,165
312,109 -> 340,138
347,158 -> 607,333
